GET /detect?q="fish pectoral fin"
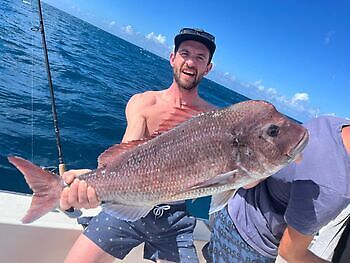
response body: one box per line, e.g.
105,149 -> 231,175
209,189 -> 237,215
102,203 -> 153,222
187,170 -> 239,190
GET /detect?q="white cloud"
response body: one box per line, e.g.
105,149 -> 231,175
251,80 -> 264,91
291,92 -> 309,105
122,25 -> 135,35
253,80 -> 262,86
146,32 -> 166,45
249,82 -> 311,113
266,87 -> 277,96
276,95 -> 288,104
257,85 -> 264,91
223,71 -> 236,82
212,75 -> 320,121
109,21 -> 116,26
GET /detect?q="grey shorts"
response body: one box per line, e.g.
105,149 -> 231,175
82,203 -> 198,262
207,207 -> 275,263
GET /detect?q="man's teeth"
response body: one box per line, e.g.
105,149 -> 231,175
183,71 -> 195,76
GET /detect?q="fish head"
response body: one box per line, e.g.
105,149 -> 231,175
228,100 -> 309,179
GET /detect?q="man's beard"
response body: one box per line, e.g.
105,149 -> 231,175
173,68 -> 203,90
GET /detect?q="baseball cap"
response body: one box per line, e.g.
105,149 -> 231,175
174,28 -> 216,60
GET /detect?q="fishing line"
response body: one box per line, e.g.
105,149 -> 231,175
30,0 -> 35,162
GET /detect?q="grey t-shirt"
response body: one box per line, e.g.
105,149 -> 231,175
228,116 -> 350,258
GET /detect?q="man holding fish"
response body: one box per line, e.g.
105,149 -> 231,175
61,27 -> 218,263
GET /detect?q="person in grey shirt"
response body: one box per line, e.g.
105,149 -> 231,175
208,116 -> 350,263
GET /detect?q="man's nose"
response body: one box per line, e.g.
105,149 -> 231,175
185,57 -> 195,67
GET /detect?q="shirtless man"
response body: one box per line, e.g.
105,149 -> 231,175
60,28 -> 217,263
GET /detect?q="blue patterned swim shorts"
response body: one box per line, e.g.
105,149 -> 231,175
82,203 -> 198,262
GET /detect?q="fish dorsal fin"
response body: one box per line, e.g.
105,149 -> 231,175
102,202 -> 153,221
209,189 -> 237,215
153,106 -> 204,135
98,106 -> 204,168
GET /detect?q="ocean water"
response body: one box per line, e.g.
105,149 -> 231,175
0,0 -> 249,218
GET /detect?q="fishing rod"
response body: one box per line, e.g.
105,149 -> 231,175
36,0 -> 66,176
35,0 -> 81,217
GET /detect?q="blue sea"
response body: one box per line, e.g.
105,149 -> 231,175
0,0 -> 249,218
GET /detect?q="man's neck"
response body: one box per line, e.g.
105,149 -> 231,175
342,126 -> 350,155
165,83 -> 200,107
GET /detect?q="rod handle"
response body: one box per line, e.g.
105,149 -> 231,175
59,163 -> 66,176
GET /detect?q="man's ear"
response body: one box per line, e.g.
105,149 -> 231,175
169,52 -> 175,66
204,62 -> 213,75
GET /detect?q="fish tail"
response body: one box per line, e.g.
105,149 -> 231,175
8,156 -> 64,224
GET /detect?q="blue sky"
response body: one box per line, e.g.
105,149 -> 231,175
42,0 -> 349,121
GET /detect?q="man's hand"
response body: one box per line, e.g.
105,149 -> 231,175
60,169 -> 100,210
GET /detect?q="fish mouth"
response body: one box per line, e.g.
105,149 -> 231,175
287,130 -> 309,160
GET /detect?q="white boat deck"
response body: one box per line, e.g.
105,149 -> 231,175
0,191 -> 209,262
3,190 -> 334,262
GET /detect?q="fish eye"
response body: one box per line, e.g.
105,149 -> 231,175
266,124 -> 280,137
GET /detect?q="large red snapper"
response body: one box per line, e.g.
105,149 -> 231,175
8,100 -> 308,223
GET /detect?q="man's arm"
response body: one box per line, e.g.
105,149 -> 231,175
121,93 -> 147,142
279,225 -> 329,263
